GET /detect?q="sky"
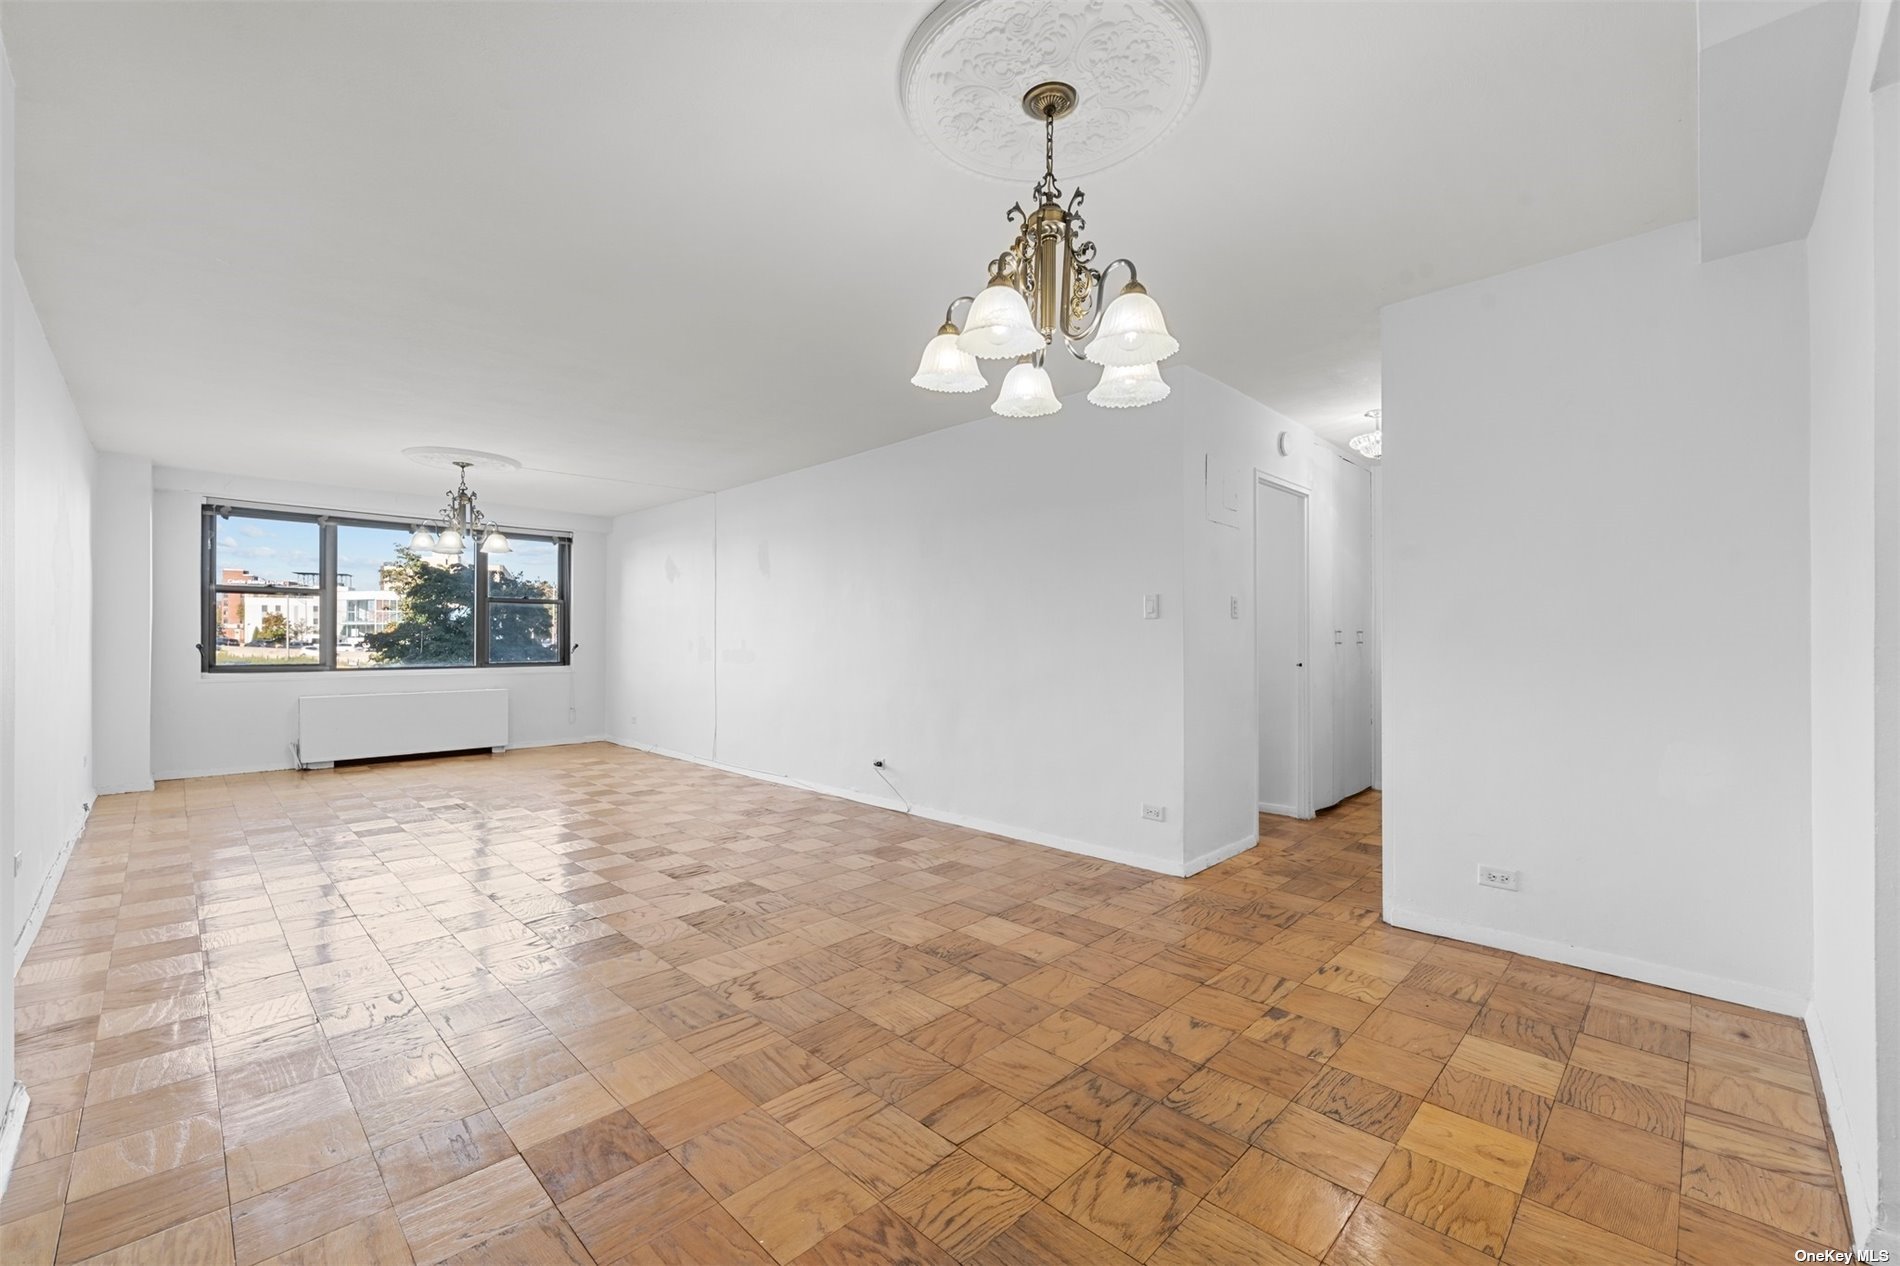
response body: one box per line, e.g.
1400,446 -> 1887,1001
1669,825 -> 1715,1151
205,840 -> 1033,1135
216,513 -> 559,594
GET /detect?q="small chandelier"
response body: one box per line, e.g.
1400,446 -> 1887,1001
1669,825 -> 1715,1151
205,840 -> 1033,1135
912,81 -> 1179,418
1349,409 -> 1383,459
409,460 -> 510,562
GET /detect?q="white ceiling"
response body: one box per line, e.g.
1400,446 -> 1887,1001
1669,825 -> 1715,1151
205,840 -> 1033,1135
3,1 -> 1696,517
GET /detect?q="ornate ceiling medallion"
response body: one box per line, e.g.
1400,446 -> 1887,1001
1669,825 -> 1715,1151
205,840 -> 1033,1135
899,0 -> 1208,182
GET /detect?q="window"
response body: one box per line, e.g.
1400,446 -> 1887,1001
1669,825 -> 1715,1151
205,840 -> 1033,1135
202,505 -> 571,672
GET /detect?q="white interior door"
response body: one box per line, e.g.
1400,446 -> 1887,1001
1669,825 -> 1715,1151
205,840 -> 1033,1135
1256,478 -> 1309,818
1332,457 -> 1376,800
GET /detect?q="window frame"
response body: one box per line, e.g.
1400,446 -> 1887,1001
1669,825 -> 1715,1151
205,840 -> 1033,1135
201,503 -> 572,674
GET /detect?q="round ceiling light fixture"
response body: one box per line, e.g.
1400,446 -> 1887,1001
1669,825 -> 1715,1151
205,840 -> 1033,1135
899,0 -> 1208,182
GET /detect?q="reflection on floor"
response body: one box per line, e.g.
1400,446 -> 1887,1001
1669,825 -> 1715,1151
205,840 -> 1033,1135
0,743 -> 1852,1264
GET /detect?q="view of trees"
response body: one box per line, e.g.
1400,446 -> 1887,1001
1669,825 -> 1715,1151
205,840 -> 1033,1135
256,610 -> 288,644
365,547 -> 557,666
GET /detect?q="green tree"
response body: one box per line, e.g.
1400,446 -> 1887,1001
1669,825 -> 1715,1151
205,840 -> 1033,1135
487,565 -> 558,663
367,547 -> 558,666
256,610 -> 287,645
366,548 -> 475,665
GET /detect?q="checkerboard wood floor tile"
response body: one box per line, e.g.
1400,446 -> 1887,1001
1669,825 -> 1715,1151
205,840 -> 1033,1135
0,743 -> 1854,1263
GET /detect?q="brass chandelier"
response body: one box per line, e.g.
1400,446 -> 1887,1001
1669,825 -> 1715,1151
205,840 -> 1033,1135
911,81 -> 1179,417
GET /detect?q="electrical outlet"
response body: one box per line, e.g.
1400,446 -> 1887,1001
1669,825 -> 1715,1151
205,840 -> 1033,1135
12,853 -> 20,877
1229,596 -> 1240,619
1478,866 -> 1519,891
567,707 -> 577,723
1141,804 -> 1166,822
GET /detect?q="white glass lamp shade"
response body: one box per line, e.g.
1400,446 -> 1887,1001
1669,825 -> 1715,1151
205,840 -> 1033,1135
1348,430 -> 1383,459
1087,361 -> 1171,409
480,529 -> 512,554
434,527 -> 464,557
1086,284 -> 1179,366
910,329 -> 987,392
408,526 -> 437,550
957,283 -> 1045,360
991,362 -> 1062,418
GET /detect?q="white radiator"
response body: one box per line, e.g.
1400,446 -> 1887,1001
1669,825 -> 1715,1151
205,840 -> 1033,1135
297,689 -> 509,766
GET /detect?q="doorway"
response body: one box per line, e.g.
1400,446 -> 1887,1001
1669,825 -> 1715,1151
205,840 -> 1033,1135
1332,456 -> 1377,802
1256,474 -> 1311,818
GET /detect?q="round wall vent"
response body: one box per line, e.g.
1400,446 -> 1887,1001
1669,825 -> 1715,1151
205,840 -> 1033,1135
899,0 -> 1208,183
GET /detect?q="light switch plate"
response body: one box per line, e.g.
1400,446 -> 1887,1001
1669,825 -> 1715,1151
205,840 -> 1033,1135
1143,594 -> 1161,620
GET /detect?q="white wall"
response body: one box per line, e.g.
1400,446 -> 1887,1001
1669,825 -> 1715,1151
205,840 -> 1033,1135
1382,221 -> 1813,1012
92,453 -> 153,793
0,32 -> 98,1176
1873,63 -> 1900,1256
607,368 -> 1375,877
147,467 -> 608,779
0,37 -> 18,1136
1178,372 -> 1379,867
9,264 -> 97,961
611,383 -> 1189,872
1805,0 -> 1898,1247
606,495 -> 716,762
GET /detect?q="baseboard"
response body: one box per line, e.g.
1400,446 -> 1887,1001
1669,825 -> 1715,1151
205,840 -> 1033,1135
13,800 -> 90,975
1185,832 -> 1258,876
1257,801 -> 1298,817
504,734 -> 611,752
94,778 -> 155,795
0,1083 -> 29,1202
1806,1000 -> 1878,1246
1384,903 -> 1809,1017
610,737 -> 1193,877
152,735 -> 611,782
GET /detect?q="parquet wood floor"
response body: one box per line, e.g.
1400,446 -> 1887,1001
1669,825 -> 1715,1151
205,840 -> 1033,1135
0,743 -> 1852,1264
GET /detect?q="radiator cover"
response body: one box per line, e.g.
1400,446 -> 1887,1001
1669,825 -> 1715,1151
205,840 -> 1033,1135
297,688 -> 509,765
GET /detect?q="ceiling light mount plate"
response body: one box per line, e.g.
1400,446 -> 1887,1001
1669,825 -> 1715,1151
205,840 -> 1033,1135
402,446 -> 522,473
1022,81 -> 1078,121
899,0 -> 1208,182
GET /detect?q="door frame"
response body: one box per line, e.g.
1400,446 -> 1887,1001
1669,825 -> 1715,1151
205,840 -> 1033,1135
1255,471 -> 1314,820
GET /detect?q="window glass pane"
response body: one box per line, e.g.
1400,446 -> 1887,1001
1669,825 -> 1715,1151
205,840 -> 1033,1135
489,602 -> 561,664
213,592 -> 321,666
488,538 -> 560,599
214,513 -> 321,588
336,524 -> 475,668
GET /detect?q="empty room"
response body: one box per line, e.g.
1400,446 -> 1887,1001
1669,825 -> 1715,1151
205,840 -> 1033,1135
0,1 -> 1894,1263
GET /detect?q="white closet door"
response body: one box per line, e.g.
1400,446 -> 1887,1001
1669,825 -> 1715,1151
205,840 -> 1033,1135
1333,458 -> 1376,800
